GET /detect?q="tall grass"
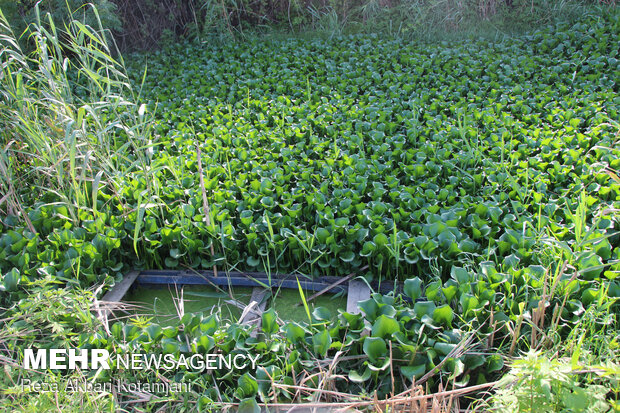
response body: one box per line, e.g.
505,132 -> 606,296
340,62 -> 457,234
47,0 -> 612,50
0,4 -> 155,229
347,0 -> 603,40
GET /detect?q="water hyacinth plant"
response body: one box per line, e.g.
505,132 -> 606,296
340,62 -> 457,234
0,2 -> 619,411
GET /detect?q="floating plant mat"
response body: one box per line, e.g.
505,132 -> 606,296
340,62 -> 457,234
270,289 -> 347,323
123,285 -> 254,326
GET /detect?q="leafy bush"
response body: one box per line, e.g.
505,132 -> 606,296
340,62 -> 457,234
487,352 -> 618,412
0,280 -> 117,412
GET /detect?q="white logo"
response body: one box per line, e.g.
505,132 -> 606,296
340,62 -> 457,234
23,349 -> 110,370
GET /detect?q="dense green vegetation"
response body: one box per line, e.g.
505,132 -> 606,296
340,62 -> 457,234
124,20 -> 620,284
0,3 -> 618,411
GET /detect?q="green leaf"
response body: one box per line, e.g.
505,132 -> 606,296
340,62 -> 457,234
316,227 -> 330,244
169,248 -> 185,259
503,253 -> 520,269
146,324 -> 162,340
593,237 -> 612,260
161,338 -> 180,354
363,336 -> 387,362
442,283 -> 458,303
312,307 -> 332,321
360,241 -> 376,257
443,358 -> 465,377
348,366 -> 371,383
237,373 -> 258,398
182,204 -> 195,218
413,301 -> 436,318
200,315 -> 219,334
368,358 -> 391,371
374,233 -> 389,248
434,342 -> 457,356
464,354 -> 486,370
256,365 -> 282,397
401,365 -> 426,381
133,193 -> 145,257
261,308 -> 278,335
284,322 -> 306,342
312,329 -> 332,357
578,252 -> 604,280
246,256 -> 261,267
237,398 -> 260,413
425,281 -> 443,301
581,288 -> 599,306
371,315 -> 400,338
432,305 -> 454,327
460,293 -> 480,317
404,277 -> 423,300
199,334 -> 215,351
240,210 -> 254,225
296,277 -> 312,323
487,354 -> 504,372
110,322 -> 123,339
450,266 -> 470,284
2,268 -> 20,292
358,297 -> 379,320
339,250 -> 356,262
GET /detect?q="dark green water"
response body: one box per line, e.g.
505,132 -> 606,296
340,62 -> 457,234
124,285 -> 346,325
124,285 -> 253,325
271,288 -> 347,322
